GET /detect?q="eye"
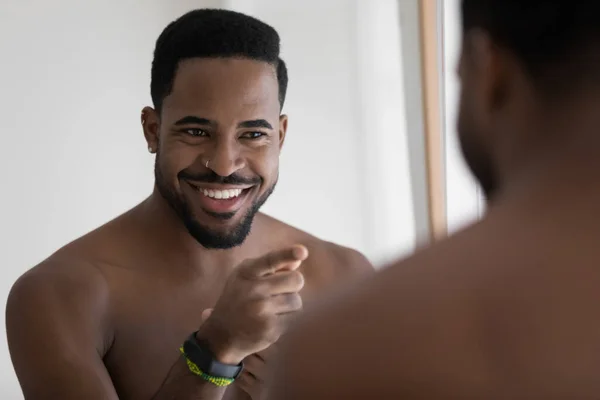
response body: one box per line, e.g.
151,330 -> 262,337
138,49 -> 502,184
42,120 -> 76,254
241,132 -> 266,139
183,128 -> 209,137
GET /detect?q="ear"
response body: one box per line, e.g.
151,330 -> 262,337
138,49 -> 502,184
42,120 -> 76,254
465,29 -> 510,116
141,106 -> 160,153
278,114 -> 288,151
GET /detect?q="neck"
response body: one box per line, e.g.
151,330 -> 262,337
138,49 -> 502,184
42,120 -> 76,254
494,125 -> 600,216
133,187 -> 250,272
491,93 -> 600,208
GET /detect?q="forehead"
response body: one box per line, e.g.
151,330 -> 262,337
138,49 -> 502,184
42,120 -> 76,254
162,58 -> 280,120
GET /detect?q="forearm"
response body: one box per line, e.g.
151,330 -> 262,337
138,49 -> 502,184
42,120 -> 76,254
151,356 -> 227,400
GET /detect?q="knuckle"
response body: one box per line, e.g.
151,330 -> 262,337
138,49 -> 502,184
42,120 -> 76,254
252,299 -> 271,316
248,281 -> 267,298
265,320 -> 282,341
290,271 -> 305,290
272,294 -> 297,313
286,293 -> 303,310
237,259 -> 257,278
239,258 -> 252,267
264,252 -> 275,269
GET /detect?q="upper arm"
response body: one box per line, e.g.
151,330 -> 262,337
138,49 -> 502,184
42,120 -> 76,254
328,244 -> 374,276
6,261 -> 119,399
339,247 -> 374,274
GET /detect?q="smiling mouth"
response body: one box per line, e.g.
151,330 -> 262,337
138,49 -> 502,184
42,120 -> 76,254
197,187 -> 243,199
185,181 -> 255,215
187,184 -> 253,199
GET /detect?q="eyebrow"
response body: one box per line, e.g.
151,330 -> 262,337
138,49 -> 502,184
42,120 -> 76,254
174,116 -> 213,126
173,116 -> 273,130
238,119 -> 273,130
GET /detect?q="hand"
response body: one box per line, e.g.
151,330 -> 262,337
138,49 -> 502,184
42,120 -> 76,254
235,347 -> 275,400
199,311 -> 272,400
196,245 -> 308,365
200,311 -> 272,400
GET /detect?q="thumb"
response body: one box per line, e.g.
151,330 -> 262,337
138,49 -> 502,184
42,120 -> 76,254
201,308 -> 213,323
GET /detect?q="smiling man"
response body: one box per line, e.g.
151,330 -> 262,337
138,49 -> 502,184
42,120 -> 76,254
6,9 -> 371,400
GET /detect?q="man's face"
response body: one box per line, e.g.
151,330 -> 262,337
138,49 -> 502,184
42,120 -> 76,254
145,58 -> 286,249
456,33 -> 498,200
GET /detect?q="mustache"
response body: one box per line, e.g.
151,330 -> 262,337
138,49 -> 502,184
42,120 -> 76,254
179,170 -> 262,186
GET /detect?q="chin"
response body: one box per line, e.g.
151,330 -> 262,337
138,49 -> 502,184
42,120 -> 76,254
183,211 -> 256,250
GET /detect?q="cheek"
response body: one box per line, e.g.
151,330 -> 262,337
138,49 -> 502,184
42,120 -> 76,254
159,147 -> 201,185
246,145 -> 280,176
261,149 -> 280,179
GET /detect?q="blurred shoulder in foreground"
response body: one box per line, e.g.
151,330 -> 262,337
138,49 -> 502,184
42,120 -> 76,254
267,0 -> 600,397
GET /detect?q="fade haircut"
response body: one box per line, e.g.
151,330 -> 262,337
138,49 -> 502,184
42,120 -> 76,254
461,1 -> 600,97
150,9 -> 288,112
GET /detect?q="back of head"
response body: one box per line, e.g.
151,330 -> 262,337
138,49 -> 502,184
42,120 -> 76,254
457,1 -> 600,200
461,0 -> 600,97
151,9 -> 288,112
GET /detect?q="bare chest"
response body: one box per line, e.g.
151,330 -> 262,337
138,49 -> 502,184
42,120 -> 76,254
101,266 -> 321,400
100,272 -> 216,399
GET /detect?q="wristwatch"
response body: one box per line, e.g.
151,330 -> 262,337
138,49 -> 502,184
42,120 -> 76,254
183,332 -> 244,379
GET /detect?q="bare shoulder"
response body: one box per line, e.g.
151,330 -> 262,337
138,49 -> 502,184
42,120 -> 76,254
6,213 -> 131,368
268,218 -> 519,399
269,208 -> 600,398
7,253 -> 113,349
6,251 -> 118,397
304,239 -> 373,276
255,214 -> 374,278
8,208 -> 135,320
9,248 -> 110,302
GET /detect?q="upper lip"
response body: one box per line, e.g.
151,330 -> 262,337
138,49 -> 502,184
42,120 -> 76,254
185,181 -> 254,190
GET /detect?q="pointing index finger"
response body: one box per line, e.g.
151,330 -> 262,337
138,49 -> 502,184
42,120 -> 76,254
249,245 -> 309,277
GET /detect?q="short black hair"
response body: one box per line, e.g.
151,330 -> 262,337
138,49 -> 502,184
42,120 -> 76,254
151,9 -> 288,112
461,1 -> 600,96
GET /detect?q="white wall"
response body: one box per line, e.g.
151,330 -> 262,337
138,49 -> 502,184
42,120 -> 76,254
0,0 -> 417,396
353,0 -> 416,264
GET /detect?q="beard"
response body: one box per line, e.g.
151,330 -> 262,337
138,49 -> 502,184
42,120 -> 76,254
154,150 -> 276,249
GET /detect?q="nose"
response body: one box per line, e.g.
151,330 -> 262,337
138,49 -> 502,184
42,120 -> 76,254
206,137 -> 245,177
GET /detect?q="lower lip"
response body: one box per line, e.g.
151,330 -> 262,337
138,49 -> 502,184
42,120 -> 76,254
185,181 -> 251,214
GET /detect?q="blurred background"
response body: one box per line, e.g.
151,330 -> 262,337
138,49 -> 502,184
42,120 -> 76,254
0,0 -> 481,396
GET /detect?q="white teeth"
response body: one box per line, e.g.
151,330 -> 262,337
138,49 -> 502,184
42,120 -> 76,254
201,188 -> 243,199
